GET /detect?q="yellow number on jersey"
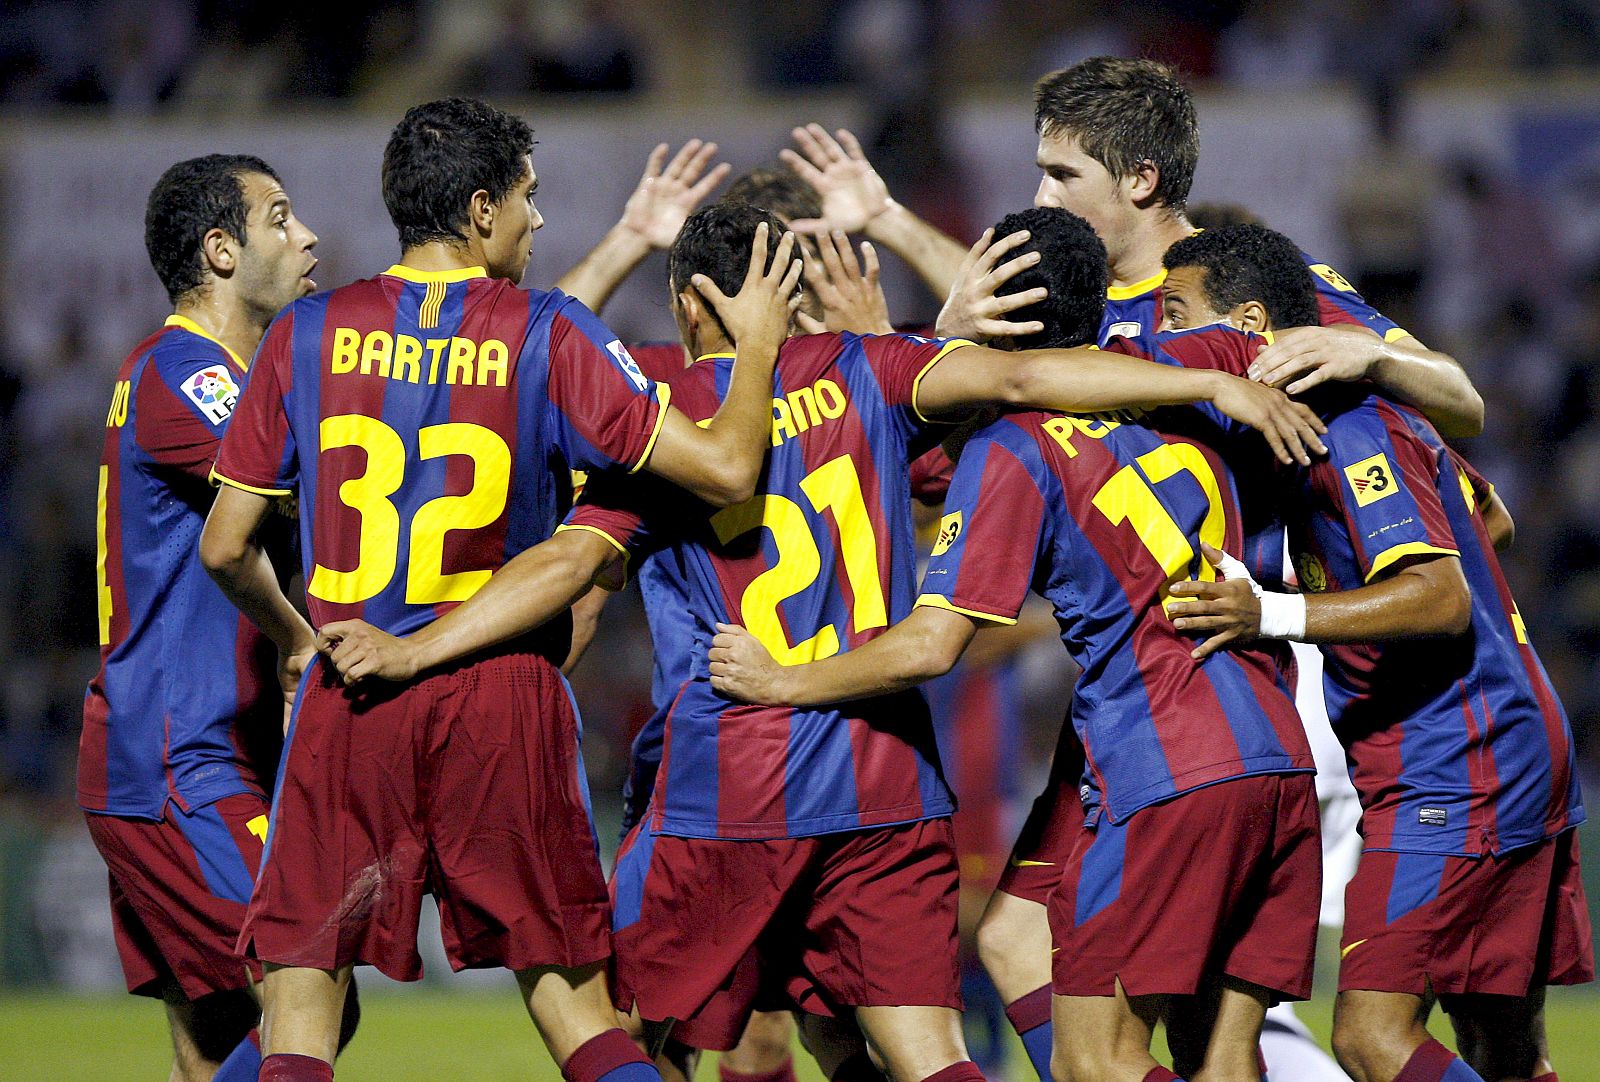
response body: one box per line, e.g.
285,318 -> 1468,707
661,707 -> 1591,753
1091,443 -> 1228,607
96,465 -> 113,645
711,453 -> 889,665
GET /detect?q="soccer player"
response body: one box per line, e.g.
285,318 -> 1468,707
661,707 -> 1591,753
1152,224 -> 1591,1082
706,207 -> 1324,1082
935,56 -> 1488,1081
81,154 -> 342,1082
312,201 -> 1325,1082
197,98 -> 801,1082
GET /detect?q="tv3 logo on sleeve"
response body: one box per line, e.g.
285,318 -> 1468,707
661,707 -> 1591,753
1344,453 -> 1396,507
931,510 -> 963,556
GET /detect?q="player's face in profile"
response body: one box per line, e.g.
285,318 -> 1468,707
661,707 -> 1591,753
235,172 -> 318,315
485,157 -> 543,283
1034,132 -> 1125,244
1156,265 -> 1227,332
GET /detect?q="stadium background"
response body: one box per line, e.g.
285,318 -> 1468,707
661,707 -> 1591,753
1,0 -> 1599,1077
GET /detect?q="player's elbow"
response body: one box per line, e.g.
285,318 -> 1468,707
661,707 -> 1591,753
1436,387 -> 1486,440
996,355 -> 1051,408
198,523 -> 250,583
1407,563 -> 1472,636
697,461 -> 760,508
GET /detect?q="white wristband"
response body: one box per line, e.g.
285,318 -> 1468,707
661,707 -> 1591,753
1258,591 -> 1307,641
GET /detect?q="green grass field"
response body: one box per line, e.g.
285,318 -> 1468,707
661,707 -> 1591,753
3,986 -> 1597,1082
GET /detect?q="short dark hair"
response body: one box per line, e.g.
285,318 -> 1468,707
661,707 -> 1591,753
1163,224 -> 1320,329
1034,57 -> 1198,213
722,167 -> 823,224
382,98 -> 535,250
145,154 -> 279,304
990,208 -> 1108,350
668,202 -> 786,300
1185,202 -> 1263,230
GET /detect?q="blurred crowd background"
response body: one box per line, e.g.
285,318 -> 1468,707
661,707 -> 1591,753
2,0 -> 1599,996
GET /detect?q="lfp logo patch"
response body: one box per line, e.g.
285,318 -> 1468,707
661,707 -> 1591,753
184,366 -> 239,424
607,341 -> 650,391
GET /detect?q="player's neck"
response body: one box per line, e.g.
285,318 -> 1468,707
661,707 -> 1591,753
171,292 -> 265,368
1110,212 -> 1193,291
398,241 -> 488,276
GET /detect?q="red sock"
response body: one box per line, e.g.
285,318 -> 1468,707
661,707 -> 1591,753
1143,1070 -> 1183,1082
721,1061 -> 797,1082
259,1054 -> 333,1082
919,1063 -> 986,1082
1003,985 -> 1053,1035
1394,1040 -> 1469,1082
562,1029 -> 657,1082
832,1050 -> 887,1082
1530,1074 -> 1558,1082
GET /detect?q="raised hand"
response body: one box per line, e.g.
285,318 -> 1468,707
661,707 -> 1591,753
1209,375 -> 1329,466
935,228 -> 1049,342
796,229 -> 894,335
708,623 -> 787,704
1249,324 -> 1384,394
317,620 -> 420,686
688,222 -> 804,358
780,124 -> 894,235
1168,543 -> 1263,660
618,140 -> 732,250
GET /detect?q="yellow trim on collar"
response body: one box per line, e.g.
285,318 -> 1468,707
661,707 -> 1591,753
1106,269 -> 1168,301
164,314 -> 246,370
693,352 -> 737,364
381,264 -> 487,284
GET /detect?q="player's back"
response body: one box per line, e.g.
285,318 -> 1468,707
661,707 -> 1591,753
214,266 -> 668,640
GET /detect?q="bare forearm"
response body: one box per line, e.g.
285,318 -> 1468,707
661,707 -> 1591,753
773,612 -> 969,706
555,224 -> 652,313
1370,339 -> 1484,439
1013,350 -> 1225,413
561,585 -> 610,674
207,545 -> 313,654
1302,564 -> 1470,643
865,202 -> 968,302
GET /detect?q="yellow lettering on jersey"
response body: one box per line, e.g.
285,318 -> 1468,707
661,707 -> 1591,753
1511,606 -> 1528,645
446,337 -> 474,385
770,378 -> 849,448
105,380 -> 131,428
360,329 -> 393,377
330,327 -> 360,374
246,815 -> 269,844
1042,413 -> 1122,459
478,339 -> 508,387
771,397 -> 797,446
426,338 -> 449,383
329,329 -> 511,388
393,334 -> 422,383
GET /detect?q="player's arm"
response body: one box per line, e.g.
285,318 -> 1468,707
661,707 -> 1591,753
640,224 -> 803,506
562,585 -> 610,674
1483,489 -> 1514,551
710,607 -> 979,706
1250,326 -> 1484,440
318,527 -> 624,685
555,140 -> 730,313
1168,544 -> 1470,660
782,124 -> 968,302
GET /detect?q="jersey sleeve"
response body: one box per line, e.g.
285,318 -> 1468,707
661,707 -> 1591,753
212,314 -> 298,496
135,347 -> 244,482
557,470 -> 674,582
1448,447 -> 1496,513
853,332 -> 974,426
1313,405 -> 1458,584
915,425 -> 1047,625
1130,327 -> 1262,436
1303,256 -> 1407,341
545,298 -> 671,474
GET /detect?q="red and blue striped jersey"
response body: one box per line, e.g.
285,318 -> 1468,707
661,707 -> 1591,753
915,401 -> 1312,823
81,317 -> 287,819
1098,250 -> 1405,345
213,266 -> 669,638
565,331 -> 970,840
1289,394 -> 1584,856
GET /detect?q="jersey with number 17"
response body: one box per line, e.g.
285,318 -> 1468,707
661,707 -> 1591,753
212,265 -> 670,636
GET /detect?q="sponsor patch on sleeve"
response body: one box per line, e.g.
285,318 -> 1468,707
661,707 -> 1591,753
1343,452 -> 1397,507
183,366 -> 240,424
931,510 -> 963,556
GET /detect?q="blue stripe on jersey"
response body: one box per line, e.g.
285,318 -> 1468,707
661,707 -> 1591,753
289,294 -> 330,571
507,292 -> 557,563
1385,850 -> 1447,923
173,801 -> 257,905
661,680 -> 723,832
785,704 -> 862,830
1196,652 -> 1292,769
1074,813 -> 1128,925
611,815 -> 658,933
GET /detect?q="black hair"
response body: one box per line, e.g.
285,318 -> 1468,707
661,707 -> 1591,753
668,202 -> 786,300
382,98 -> 535,250
1163,224 -> 1320,329
1034,57 -> 1198,213
990,208 -> 1108,350
722,167 -> 823,224
1185,202 -> 1263,230
144,154 -> 279,304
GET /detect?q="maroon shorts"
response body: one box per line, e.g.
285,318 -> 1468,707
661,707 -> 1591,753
995,724 -> 1085,906
241,650 -> 610,981
1050,773 -> 1321,1001
610,817 -> 961,1050
1339,828 -> 1594,996
85,792 -> 268,1000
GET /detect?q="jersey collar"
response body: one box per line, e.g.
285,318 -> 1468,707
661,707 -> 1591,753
693,351 -> 736,365
382,264 -> 487,283
1106,268 -> 1168,301
164,314 -> 246,371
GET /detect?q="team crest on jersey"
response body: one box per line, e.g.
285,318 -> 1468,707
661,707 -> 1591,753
1106,321 -> 1142,340
607,341 -> 650,391
183,366 -> 239,423
1343,453 -> 1397,507
1295,552 -> 1328,593
931,510 -> 963,556
1309,263 -> 1355,293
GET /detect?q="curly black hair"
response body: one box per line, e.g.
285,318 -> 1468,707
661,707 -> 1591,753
1163,224 -> 1319,329
668,202 -> 787,301
989,208 -> 1108,350
144,154 -> 279,304
722,167 -> 822,225
382,98 -> 535,250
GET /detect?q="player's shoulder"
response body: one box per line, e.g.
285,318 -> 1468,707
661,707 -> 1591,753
1296,249 -> 1361,295
1148,324 -> 1260,373
627,341 -> 689,384
967,409 -> 1052,461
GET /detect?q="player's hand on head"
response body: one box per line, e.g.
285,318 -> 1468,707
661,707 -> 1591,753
1168,543 -> 1263,660
1209,375 -> 1328,466
802,229 -> 894,335
780,124 -> 893,235
316,620 -> 420,686
619,140 -> 732,250
1249,324 -> 1381,395
689,222 -> 804,359
935,228 -> 1048,343
709,623 -> 786,704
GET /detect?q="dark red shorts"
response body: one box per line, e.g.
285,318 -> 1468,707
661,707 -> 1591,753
1049,772 -> 1321,1001
610,817 -> 961,1050
85,792 -> 268,1000
1339,828 -> 1594,996
995,724 -> 1085,907
241,651 -> 610,981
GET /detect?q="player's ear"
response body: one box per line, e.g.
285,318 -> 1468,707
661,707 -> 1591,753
201,227 -> 238,279
1127,158 -> 1160,206
1230,299 -> 1271,334
468,187 -> 496,236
